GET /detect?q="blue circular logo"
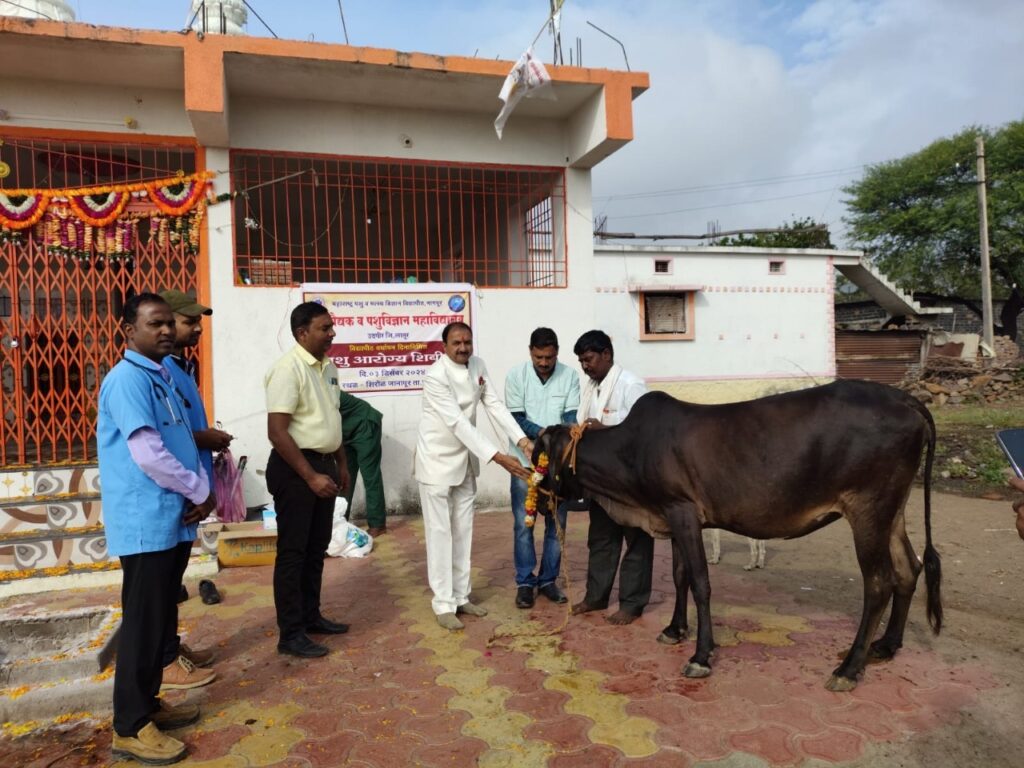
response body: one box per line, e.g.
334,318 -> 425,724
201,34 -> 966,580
448,295 -> 466,312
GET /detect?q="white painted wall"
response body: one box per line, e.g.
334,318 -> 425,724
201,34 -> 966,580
1,80 -> 193,136
228,96 -> 568,167
204,148 -> 600,513
592,245 -> 845,385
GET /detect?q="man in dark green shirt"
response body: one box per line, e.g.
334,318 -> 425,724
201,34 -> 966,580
339,391 -> 387,535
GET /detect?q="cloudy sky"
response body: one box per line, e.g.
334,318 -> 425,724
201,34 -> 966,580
61,0 -> 1024,245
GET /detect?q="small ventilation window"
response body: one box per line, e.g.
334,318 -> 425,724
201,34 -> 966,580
768,260 -> 785,274
654,259 -> 672,274
639,290 -> 695,340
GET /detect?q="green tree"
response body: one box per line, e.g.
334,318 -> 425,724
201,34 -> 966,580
843,120 -> 1024,338
715,216 -> 834,249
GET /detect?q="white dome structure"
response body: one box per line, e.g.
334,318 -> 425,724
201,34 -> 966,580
0,0 -> 75,21
189,0 -> 248,36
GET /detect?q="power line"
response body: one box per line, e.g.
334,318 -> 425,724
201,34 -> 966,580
594,165 -> 866,202
607,186 -> 840,221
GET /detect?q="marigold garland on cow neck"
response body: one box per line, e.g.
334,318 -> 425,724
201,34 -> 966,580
523,452 -> 549,528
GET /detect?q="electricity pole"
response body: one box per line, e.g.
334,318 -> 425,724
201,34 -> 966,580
977,136 -> 995,354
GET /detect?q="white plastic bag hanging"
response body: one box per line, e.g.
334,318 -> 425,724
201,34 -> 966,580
326,498 -> 373,557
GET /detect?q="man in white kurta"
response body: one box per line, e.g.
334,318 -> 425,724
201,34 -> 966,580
415,322 -> 532,629
571,329 -> 653,625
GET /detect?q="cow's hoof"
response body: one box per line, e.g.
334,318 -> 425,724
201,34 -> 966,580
743,564 -> 754,571
825,674 -> 858,692
683,662 -> 712,678
656,627 -> 686,645
868,641 -> 899,663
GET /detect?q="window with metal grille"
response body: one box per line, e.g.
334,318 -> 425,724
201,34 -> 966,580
231,151 -> 566,288
640,291 -> 695,341
654,259 -> 671,274
769,259 -> 785,274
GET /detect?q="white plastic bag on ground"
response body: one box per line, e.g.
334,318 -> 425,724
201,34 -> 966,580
326,498 -> 373,557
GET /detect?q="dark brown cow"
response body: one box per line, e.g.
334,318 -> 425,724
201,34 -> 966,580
533,379 -> 942,691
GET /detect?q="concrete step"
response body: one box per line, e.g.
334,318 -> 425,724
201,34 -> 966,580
1,461 -> 107,584
0,605 -> 120,723
0,463 -> 99,503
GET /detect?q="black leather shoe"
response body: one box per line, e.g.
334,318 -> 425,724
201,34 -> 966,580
277,634 -> 329,658
306,617 -> 350,635
515,586 -> 535,609
539,583 -> 568,604
199,579 -> 221,605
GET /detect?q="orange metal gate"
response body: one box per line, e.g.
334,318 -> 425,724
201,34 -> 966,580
0,133 -> 200,465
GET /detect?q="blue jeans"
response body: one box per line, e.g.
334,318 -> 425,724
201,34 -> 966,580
511,476 -> 568,588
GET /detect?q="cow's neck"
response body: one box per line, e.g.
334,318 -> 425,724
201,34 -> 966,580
572,427 -> 639,506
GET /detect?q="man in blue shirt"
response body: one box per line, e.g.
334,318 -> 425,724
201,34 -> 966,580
159,289 -> 232,684
98,293 -> 216,765
505,327 -> 580,608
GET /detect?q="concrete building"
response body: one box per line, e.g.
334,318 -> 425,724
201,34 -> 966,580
0,14 -> 934,586
0,14 -> 647,581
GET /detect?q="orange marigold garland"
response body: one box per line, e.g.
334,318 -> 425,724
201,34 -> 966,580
523,452 -> 550,529
145,176 -> 209,216
0,191 -> 49,230
67,189 -> 131,227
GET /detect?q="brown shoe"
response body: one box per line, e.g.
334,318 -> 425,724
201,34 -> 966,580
161,655 -> 216,690
151,700 -> 200,730
112,721 -> 187,765
179,642 -> 215,668
367,525 -> 386,537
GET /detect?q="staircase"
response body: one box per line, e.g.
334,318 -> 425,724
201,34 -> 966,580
834,256 -> 951,319
0,463 -> 109,584
0,463 -> 216,597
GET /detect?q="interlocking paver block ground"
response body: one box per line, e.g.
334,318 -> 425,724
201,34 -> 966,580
0,501 -> 1011,767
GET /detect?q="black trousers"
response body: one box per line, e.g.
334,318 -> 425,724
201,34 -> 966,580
114,541 -> 192,737
583,501 -> 654,616
267,449 -> 339,641
161,541 -> 193,666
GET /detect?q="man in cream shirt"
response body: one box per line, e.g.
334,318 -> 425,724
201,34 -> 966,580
265,302 -> 350,659
570,329 -> 653,625
415,322 -> 532,630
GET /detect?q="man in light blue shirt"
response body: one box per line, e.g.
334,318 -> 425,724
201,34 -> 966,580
505,327 -> 580,609
98,293 -> 216,764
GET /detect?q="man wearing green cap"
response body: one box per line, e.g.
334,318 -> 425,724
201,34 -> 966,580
158,289 -> 232,688
339,391 -> 387,536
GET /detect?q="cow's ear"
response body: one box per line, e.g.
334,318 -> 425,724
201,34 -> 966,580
532,431 -> 549,465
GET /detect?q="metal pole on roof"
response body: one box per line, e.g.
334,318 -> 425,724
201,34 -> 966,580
586,20 -> 629,71
976,135 -> 995,355
336,0 -> 350,45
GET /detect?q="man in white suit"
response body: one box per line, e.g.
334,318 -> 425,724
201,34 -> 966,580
415,322 -> 532,630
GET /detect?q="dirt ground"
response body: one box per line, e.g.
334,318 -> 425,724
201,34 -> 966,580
706,489 -> 1024,767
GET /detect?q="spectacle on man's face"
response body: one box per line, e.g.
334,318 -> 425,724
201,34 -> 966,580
530,345 -> 558,377
444,327 -> 473,365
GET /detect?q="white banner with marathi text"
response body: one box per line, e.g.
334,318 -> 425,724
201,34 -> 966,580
302,283 -> 476,393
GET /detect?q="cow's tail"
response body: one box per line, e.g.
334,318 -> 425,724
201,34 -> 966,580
918,402 -> 943,635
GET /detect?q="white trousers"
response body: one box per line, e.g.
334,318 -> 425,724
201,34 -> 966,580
419,470 -> 476,615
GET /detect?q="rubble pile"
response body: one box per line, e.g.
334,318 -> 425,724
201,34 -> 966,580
902,338 -> 1024,406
